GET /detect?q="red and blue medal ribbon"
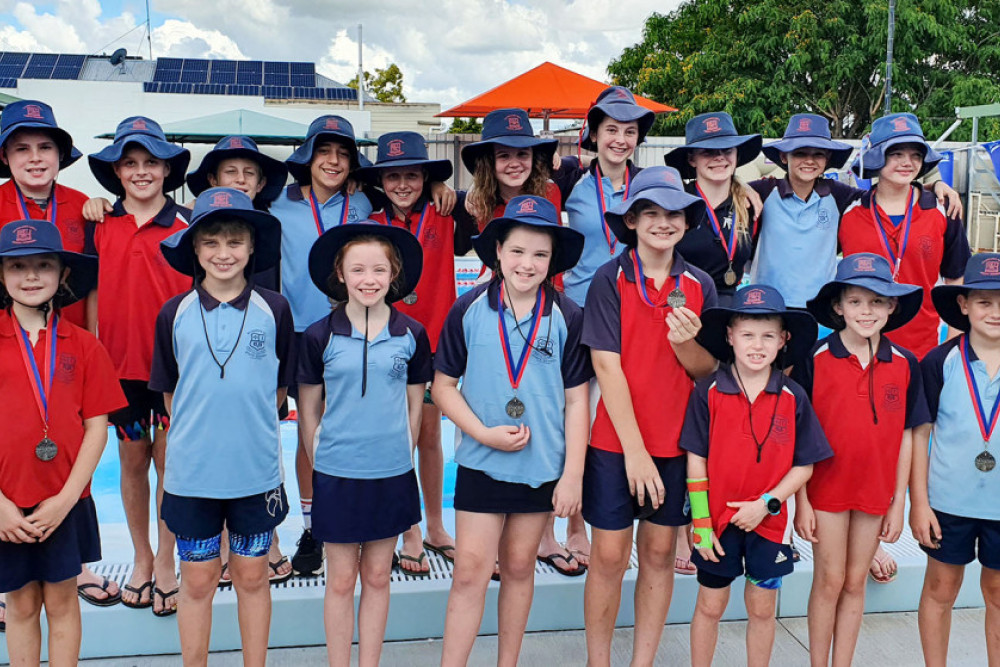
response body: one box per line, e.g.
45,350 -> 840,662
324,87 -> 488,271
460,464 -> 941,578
961,334 -> 1000,445
498,282 -> 546,391
401,204 -> 429,243
694,183 -> 737,266
13,313 -> 58,431
870,186 -> 915,278
631,249 -> 679,308
594,164 -> 630,256
309,188 -> 350,236
15,184 -> 57,225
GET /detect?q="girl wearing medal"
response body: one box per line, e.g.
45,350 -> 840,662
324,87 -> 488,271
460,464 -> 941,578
664,111 -> 762,306
913,254 -> 1000,667
0,220 -> 126,665
433,195 -> 591,666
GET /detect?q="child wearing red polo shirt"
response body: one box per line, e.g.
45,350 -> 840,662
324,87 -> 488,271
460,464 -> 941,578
0,220 -> 125,666
681,284 -> 831,667
85,116 -> 191,616
793,253 -> 928,667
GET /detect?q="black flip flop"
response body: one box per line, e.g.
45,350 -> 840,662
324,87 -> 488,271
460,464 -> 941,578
152,586 -> 179,617
395,550 -> 431,578
121,580 -> 153,609
538,552 -> 587,577
269,556 -> 294,585
77,576 -> 123,607
218,563 -> 232,589
423,541 -> 456,564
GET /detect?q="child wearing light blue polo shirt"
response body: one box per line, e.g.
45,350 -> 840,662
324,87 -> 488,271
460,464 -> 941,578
150,187 -> 294,666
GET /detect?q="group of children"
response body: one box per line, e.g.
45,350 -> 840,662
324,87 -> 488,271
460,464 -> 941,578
0,84 -> 995,667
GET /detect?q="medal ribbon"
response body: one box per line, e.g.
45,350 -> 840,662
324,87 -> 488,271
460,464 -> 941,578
498,282 -> 546,391
15,184 -> 57,225
13,313 -> 58,430
961,334 -> 1000,446
631,249 -> 679,308
870,186 -> 915,278
309,188 -> 350,237
399,203 -> 429,243
593,164 -> 630,256
694,183 -> 737,265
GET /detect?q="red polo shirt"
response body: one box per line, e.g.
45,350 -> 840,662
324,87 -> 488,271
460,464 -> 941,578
0,311 -> 126,507
679,367 -> 832,543
84,199 -> 191,381
371,200 -> 456,352
0,180 -> 92,328
582,250 -> 717,458
839,185 -> 970,358
792,332 -> 929,514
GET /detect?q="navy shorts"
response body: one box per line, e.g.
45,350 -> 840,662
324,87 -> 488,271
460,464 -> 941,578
920,509 -> 1000,570
162,485 -> 288,542
453,465 -> 556,514
312,470 -> 421,544
582,447 -> 689,530
111,379 -> 169,442
691,525 -> 794,589
0,496 -> 101,594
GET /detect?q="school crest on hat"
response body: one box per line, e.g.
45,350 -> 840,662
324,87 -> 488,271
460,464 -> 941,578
13,224 -> 35,245
0,99 -> 82,178
23,104 -> 43,120
932,253 -> 1000,332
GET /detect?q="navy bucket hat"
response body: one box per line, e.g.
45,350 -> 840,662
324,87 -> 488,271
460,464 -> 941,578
0,220 -> 97,305
762,114 -> 854,171
88,116 -> 190,197
579,86 -> 656,152
160,187 -> 281,277
932,253 -> 1000,332
460,109 -> 557,175
698,284 -> 817,363
664,112 -> 762,179
0,100 -> 83,178
308,221 -> 423,303
604,166 -> 706,247
286,115 -> 360,185
473,195 -> 584,277
355,131 -> 453,185
807,253 -> 923,332
851,113 -> 942,179
185,135 -> 288,205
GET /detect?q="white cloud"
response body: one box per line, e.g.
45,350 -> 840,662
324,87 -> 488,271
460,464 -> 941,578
151,19 -> 246,60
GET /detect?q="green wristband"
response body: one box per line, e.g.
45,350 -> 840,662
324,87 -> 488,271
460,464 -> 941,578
693,526 -> 714,549
687,478 -> 710,519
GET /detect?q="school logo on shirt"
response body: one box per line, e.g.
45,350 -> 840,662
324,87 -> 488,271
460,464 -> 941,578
245,329 -> 267,359
387,139 -> 405,157
816,208 -> 831,229
505,114 -> 523,132
770,414 -> 791,444
532,337 -> 556,363
854,255 -> 876,272
891,117 -> 911,133
703,117 -> 722,133
918,235 -> 934,259
423,224 -> 441,249
23,104 -> 43,120
55,353 -> 76,383
983,257 -> 1000,277
796,117 -> 812,133
347,207 -> 360,222
883,383 -> 902,411
389,356 -> 408,380
12,225 -> 35,244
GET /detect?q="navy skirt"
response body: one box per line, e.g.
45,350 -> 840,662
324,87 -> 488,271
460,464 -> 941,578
312,470 -> 421,544
453,466 -> 556,514
0,496 -> 101,593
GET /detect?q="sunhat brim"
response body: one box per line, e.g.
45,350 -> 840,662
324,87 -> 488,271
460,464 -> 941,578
697,306 -> 817,363
604,190 -> 706,247
460,136 -> 557,175
0,246 -> 97,306
852,135 -> 943,179
930,282 -> 1000,332
0,124 -> 81,178
186,148 -> 289,204
579,104 -> 656,151
472,217 -> 584,277
807,279 -> 924,332
355,158 -> 453,186
286,133 -> 360,184
664,135 -> 763,179
762,137 -> 855,171
308,223 -> 423,302
160,208 -> 282,276
88,135 -> 190,197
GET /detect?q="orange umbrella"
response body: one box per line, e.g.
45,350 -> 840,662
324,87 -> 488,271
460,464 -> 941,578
437,62 -> 675,130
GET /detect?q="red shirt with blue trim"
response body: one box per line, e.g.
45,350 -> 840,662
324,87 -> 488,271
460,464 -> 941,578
582,250 -> 717,458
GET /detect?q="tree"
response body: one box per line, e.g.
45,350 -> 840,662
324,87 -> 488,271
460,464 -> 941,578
348,63 -> 407,103
448,117 -> 483,134
608,0 -> 1000,141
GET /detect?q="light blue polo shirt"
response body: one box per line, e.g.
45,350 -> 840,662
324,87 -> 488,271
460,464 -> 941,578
922,337 -> 1000,521
269,184 -> 372,331
435,281 -> 593,487
150,285 -> 295,498
297,306 -> 433,479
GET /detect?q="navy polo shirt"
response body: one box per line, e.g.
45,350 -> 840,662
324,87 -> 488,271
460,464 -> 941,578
435,281 -> 592,487
150,284 -> 295,498
298,306 -> 432,480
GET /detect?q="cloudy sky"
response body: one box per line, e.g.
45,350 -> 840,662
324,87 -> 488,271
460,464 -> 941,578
0,0 -> 683,107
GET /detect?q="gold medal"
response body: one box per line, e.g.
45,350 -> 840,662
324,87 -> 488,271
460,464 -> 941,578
724,266 -> 738,286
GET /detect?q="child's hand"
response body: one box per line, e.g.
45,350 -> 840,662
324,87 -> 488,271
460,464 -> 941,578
880,498 -> 905,543
480,424 -> 531,452
794,499 -> 818,543
0,497 -> 43,543
727,498 -> 769,533
82,197 -> 113,222
26,494 -> 75,542
695,532 -> 726,563
552,475 -> 582,518
742,184 -> 764,221
666,307 -> 702,345
345,178 -> 360,196
430,181 -> 457,216
623,450 -> 665,510
909,500 -> 941,549
932,181 -> 964,219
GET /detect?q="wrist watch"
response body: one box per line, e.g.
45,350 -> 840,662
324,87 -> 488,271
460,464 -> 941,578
761,493 -> 781,516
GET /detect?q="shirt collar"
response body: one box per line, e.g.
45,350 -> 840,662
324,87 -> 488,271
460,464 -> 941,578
288,184 -> 347,205
195,283 -> 252,311
619,248 -> 687,284
0,309 -> 71,338
110,196 -> 180,227
390,196 -> 431,224
862,182 -> 934,210
713,364 -> 786,395
587,159 -> 640,181
328,304 -> 409,337
486,279 -> 557,317
826,330 -> 894,362
776,177 -> 831,199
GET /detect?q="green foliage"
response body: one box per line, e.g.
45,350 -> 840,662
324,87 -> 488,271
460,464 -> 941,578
608,0 -> 1000,141
347,63 -> 407,103
448,117 -> 484,134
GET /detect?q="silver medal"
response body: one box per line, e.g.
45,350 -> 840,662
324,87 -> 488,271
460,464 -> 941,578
667,288 -> 687,309
976,450 -> 996,472
35,437 -> 58,462
403,292 -> 418,305
505,397 -> 525,419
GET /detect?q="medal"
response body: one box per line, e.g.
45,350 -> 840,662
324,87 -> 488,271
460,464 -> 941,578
594,164 -> 631,256
631,249 -> 683,309
506,397 -> 525,419
309,188 -> 350,237
724,266 -> 738,286
976,451 -> 997,472
35,437 -> 58,462
871,186 -> 915,279
695,184 -> 740,286
403,292 -> 418,305
667,289 -> 687,309
13,312 -> 59,463
961,335 -> 999,473
498,282 -> 546,420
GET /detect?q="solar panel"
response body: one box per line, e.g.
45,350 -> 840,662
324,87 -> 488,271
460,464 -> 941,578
290,74 -> 314,87
264,73 -> 289,86
51,66 -> 82,80
56,55 -> 86,67
28,53 -> 58,67
264,61 -> 289,74
181,69 -> 209,83
290,62 -> 314,75
0,64 -> 24,78
23,66 -> 55,79
0,77 -> 17,88
0,52 -> 30,66
237,60 -> 263,72
210,71 -> 236,84
211,60 -> 236,73
154,68 -> 181,82
157,57 -> 183,71
183,59 -> 209,71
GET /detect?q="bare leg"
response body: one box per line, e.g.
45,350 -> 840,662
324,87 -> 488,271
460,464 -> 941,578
631,522 -> 678,665
356,537 -> 397,667
177,558 -> 220,667
565,512 -> 591,566
674,525 -> 696,574
5,581 -> 44,666
744,583 -> 778,667
417,403 -> 452,548
980,566 -> 1000,667
229,552 -> 271,667
151,429 -> 178,614
690,584 -> 729,667
583,526 -> 633,667
808,509 -> 850,667
918,558 -> 964,667
830,511 -> 882,667
496,513 -> 550,667
324,542 -> 361,667
118,435 -> 154,606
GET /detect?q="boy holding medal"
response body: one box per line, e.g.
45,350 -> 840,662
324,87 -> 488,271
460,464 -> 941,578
914,254 -> 1000,666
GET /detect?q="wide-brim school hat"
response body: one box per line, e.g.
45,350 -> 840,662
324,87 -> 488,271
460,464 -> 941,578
160,187 -> 281,276
851,113 -> 942,179
460,108 -> 558,174
355,131 -> 453,186
762,114 -> 855,171
0,100 -> 83,178
698,284 -> 817,363
579,86 -> 656,152
308,221 -> 423,303
604,166 -> 706,247
932,253 -> 1000,332
88,116 -> 190,197
473,195 -> 584,277
0,220 -> 96,305
664,111 -> 762,179
807,253 -> 923,332
185,135 -> 288,205
285,115 -> 360,185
